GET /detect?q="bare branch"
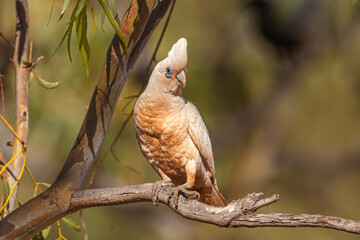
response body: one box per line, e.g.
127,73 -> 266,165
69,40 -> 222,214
0,74 -> 5,112
7,0 -> 30,212
0,33 -> 14,48
69,184 -> 360,235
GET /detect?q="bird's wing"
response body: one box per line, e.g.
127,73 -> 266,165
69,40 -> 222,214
185,101 -> 216,182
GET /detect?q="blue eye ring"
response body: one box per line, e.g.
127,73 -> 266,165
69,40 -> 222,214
165,67 -> 174,79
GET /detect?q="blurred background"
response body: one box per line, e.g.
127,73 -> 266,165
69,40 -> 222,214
1,0 -> 360,239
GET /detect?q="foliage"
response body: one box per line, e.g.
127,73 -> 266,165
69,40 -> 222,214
55,0 -> 126,77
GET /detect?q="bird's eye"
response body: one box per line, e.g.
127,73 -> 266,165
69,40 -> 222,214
165,67 -> 173,79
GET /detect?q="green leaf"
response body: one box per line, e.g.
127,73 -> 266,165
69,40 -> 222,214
1,179 -> 10,217
74,0 -> 87,19
90,0 -> 96,34
76,9 -> 90,77
108,0 -> 120,25
2,180 -> 9,208
66,25 -> 73,61
59,0 -> 70,21
39,182 -> 51,188
49,19 -> 73,61
42,225 -> 51,238
21,60 -> 32,68
153,0 -> 160,9
62,217 -> 81,232
32,224 -> 51,240
97,0 -> 126,49
35,76 -> 60,89
100,7 -> 105,31
32,232 -> 44,240
47,0 -> 56,26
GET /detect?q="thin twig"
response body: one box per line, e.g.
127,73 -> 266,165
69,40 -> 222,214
79,210 -> 88,240
86,111 -> 134,188
0,33 -> 14,48
0,74 -> 4,112
25,56 -> 44,71
110,149 -> 140,175
0,160 -> 17,181
0,114 -> 26,147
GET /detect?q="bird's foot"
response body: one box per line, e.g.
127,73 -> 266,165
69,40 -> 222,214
152,179 -> 173,206
168,183 -> 200,209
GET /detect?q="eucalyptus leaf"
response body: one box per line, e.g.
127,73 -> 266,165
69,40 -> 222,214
31,232 -> 44,240
42,225 -> 51,238
62,217 -> 81,232
90,0 -> 96,34
39,182 -> 51,188
97,0 -> 126,49
101,7 -> 105,31
35,76 -> 60,89
108,0 -> 120,25
2,180 -> 9,207
59,0 -> 70,21
76,9 -> 90,77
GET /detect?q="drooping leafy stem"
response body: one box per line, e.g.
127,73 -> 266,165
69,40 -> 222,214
97,0 -> 126,47
54,0 -> 126,77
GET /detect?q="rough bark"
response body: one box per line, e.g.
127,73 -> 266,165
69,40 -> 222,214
7,0 -> 30,212
69,184 -> 360,235
0,1 -> 174,239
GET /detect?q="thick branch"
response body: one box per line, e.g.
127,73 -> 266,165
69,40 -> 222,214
69,184 -> 360,235
7,0 -> 30,212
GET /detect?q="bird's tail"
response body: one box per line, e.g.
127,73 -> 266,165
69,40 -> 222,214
209,185 -> 228,207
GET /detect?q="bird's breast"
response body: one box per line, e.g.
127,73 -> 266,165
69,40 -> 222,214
134,95 -> 194,181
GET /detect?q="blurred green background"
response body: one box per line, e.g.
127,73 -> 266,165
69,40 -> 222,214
1,0 -> 360,239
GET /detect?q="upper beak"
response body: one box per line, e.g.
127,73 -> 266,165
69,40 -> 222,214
175,70 -> 186,88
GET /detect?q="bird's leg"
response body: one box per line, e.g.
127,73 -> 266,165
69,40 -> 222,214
152,170 -> 173,205
168,159 -> 200,208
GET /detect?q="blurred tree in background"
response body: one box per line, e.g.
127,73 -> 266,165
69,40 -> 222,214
0,0 -> 359,239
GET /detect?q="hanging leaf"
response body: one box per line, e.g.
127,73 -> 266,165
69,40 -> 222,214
47,0 -> 56,26
74,0 -> 87,19
2,180 -> 9,208
32,225 -> 51,240
42,225 -> 51,238
108,0 -> 120,25
39,182 -> 51,188
62,217 -> 81,232
31,232 -> 44,240
76,8 -> 90,77
59,0 -> 70,21
97,0 -> 126,49
100,6 -> 105,31
35,76 -> 60,89
89,0 -> 96,34
1,180 -> 10,217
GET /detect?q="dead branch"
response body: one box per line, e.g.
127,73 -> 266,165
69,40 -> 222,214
69,184 -> 360,235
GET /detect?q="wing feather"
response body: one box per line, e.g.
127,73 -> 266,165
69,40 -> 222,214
185,101 -> 216,183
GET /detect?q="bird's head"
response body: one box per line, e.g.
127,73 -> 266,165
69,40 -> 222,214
148,38 -> 188,95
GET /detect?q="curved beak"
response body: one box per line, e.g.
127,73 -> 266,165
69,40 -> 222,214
175,70 -> 186,88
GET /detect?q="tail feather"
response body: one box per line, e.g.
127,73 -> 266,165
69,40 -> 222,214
210,185 -> 228,207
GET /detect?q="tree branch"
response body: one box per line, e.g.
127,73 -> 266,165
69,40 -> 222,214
68,184 -> 360,235
7,0 -> 30,212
